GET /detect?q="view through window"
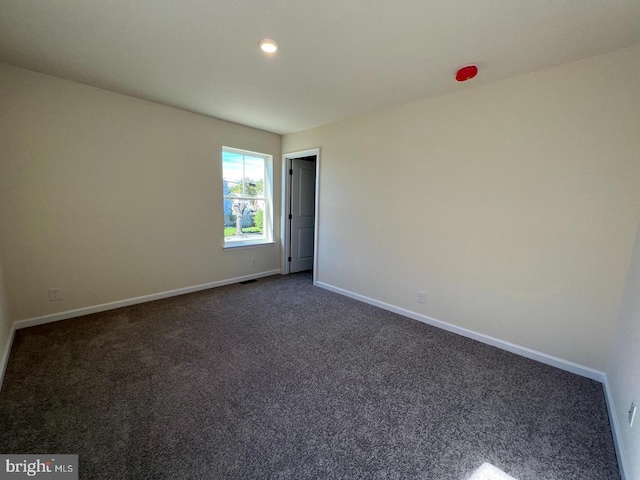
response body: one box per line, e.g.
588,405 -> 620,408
222,147 -> 272,247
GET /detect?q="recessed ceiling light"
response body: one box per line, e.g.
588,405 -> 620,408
259,39 -> 278,54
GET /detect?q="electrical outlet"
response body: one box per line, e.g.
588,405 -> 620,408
629,402 -> 636,427
251,258 -> 257,266
416,291 -> 426,304
48,288 -> 61,301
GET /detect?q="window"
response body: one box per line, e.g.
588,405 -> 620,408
222,147 -> 273,247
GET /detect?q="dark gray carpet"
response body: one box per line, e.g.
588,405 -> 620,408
0,273 -> 620,479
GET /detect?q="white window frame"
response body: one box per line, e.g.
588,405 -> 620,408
222,146 -> 273,249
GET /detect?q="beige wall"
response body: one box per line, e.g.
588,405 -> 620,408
284,45 -> 640,372
0,251 -> 11,358
0,64 -> 282,321
608,212 -> 640,480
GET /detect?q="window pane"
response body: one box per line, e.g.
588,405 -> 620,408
243,156 -> 264,199
222,152 -> 245,196
223,199 -> 265,242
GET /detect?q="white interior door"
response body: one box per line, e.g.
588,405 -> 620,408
289,157 -> 316,273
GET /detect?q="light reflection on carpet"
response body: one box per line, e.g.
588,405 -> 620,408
468,463 -> 518,480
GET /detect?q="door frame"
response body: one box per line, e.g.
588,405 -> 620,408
281,147 -> 320,283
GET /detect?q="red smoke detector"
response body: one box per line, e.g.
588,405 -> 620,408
456,65 -> 478,82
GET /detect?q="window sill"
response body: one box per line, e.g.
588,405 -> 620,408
223,240 -> 275,250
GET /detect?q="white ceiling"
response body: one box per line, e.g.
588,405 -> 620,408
1,1 -> 639,134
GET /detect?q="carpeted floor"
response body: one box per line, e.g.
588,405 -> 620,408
0,273 -> 620,479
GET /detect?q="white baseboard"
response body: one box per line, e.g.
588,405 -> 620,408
603,374 -> 629,480
315,281 -> 605,382
0,323 -> 16,391
14,269 -> 282,330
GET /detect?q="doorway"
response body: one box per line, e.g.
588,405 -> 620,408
282,148 -> 319,278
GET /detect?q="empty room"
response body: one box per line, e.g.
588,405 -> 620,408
1,1 -> 639,479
